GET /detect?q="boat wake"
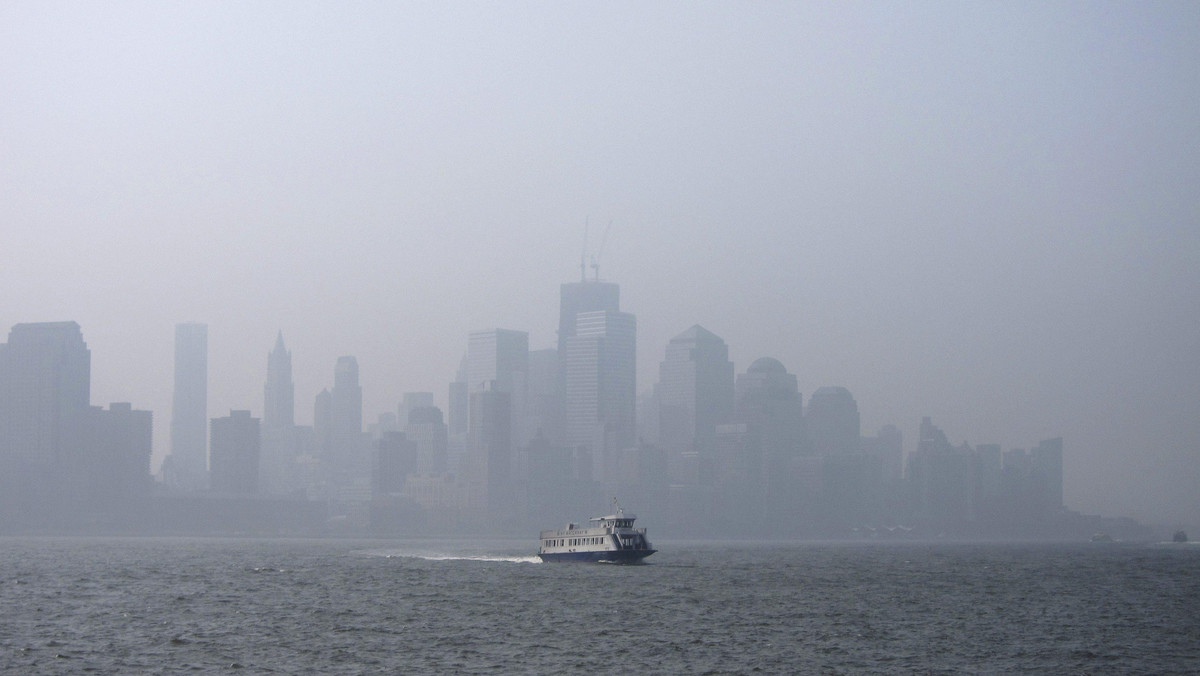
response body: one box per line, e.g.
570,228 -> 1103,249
356,549 -> 541,564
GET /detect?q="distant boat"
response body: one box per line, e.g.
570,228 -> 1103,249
1090,532 -> 1114,543
538,499 -> 656,563
1173,530 -> 1188,543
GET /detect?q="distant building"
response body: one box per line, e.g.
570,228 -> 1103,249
907,417 -> 978,524
263,331 -> 294,430
373,431 -> 417,497
210,410 -> 260,495
525,348 -> 562,445
166,322 -> 207,489
313,388 -> 333,461
405,405 -> 448,475
400,392 -> 434,431
468,385 -> 513,518
557,279 -> 620,361
467,329 -> 529,446
729,357 -> 804,522
0,322 -> 93,520
563,309 -> 636,484
657,325 -> 735,485
805,386 -> 861,456
261,332 -> 299,494
330,356 -> 365,480
1032,437 -> 1063,511
87,402 -> 153,510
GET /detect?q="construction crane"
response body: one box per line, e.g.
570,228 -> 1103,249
590,220 -> 612,282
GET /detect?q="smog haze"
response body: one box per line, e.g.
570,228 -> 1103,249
1,2 -> 1197,527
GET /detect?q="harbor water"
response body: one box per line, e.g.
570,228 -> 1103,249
1,537 -> 1197,674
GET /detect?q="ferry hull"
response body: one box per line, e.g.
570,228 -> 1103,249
538,549 -> 656,564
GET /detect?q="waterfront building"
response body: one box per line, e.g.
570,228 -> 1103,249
166,322 -> 207,489
657,325 -> 735,485
563,310 -> 636,484
805,386 -> 861,456
210,410 -> 261,495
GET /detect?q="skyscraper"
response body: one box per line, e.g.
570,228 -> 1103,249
657,325 -> 735,485
210,410 -> 261,495
557,280 -> 619,360
564,309 -> 636,483
166,322 -> 207,489
261,332 -> 297,494
263,331 -> 294,430
330,356 -> 365,479
0,322 -> 92,519
0,322 -> 91,463
805,386 -> 861,456
400,392 -> 434,430
467,385 -> 512,516
467,328 -> 529,446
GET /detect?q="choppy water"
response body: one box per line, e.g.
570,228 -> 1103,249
1,537 -> 1197,674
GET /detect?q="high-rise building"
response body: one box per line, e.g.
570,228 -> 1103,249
166,322 -> 207,489
261,332 -> 298,494
87,402 -> 153,510
263,331 -> 294,430
330,356 -> 365,479
467,329 -> 529,446
0,322 -> 91,463
805,386 -> 860,456
657,325 -> 735,485
726,357 -> 803,515
525,348 -> 562,444
314,388 -> 332,459
1032,437 -> 1064,510
0,322 -> 92,519
210,410 -> 260,495
557,280 -> 619,360
556,279 -> 620,452
405,406 -> 448,475
468,385 -> 512,516
564,309 -> 636,483
400,392 -> 434,431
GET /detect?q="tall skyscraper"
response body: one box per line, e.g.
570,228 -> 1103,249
805,386 -> 861,456
657,325 -> 735,485
405,405 -> 448,475
467,385 -> 512,516
330,356 -> 365,479
210,410 -> 261,495
0,322 -> 91,463
263,331 -> 294,430
726,357 -> 803,511
400,392 -> 434,430
467,329 -> 528,394
525,348 -> 562,444
166,322 -> 207,489
1032,437 -> 1064,510
0,322 -> 92,518
557,280 -> 619,360
261,332 -> 297,494
564,309 -> 636,483
467,329 -> 529,446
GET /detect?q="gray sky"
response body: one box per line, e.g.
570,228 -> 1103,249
2,2 -> 1197,525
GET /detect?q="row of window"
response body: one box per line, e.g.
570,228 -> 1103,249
545,536 -> 608,548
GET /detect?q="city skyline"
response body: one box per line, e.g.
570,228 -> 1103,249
1,3 -> 1196,527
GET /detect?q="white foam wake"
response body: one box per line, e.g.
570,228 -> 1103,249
357,549 -> 541,563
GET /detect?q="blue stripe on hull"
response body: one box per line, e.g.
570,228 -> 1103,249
538,549 -> 656,564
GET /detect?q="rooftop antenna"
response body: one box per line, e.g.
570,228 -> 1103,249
590,220 -> 612,281
580,217 -> 589,282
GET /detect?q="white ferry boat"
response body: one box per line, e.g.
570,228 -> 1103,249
538,500 -> 656,563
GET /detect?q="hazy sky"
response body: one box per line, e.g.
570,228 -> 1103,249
2,2 -> 1197,525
